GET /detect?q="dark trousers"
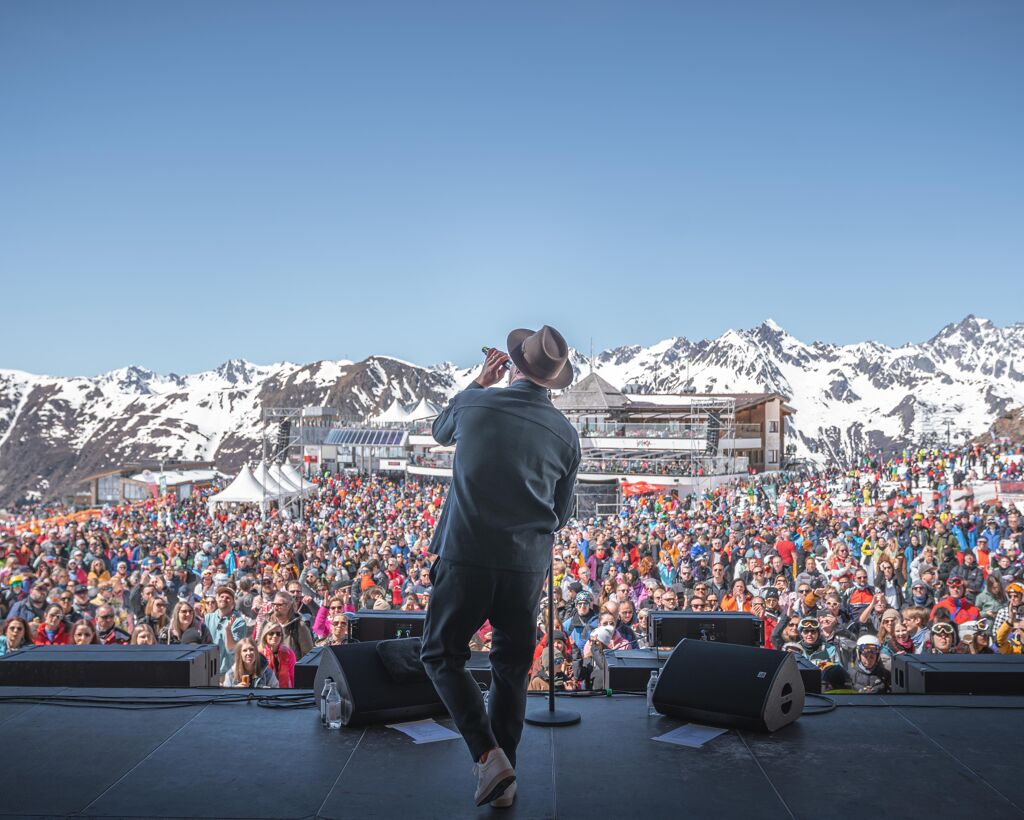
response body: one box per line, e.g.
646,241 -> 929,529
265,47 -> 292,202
421,558 -> 546,766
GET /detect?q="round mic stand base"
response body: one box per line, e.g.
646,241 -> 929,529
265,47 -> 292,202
525,707 -> 581,727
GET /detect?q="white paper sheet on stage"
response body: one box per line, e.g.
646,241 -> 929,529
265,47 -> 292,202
652,723 -> 729,748
386,718 -> 461,744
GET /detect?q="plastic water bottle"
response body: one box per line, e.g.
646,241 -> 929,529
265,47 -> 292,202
647,670 -> 660,717
325,681 -> 343,729
320,677 -> 334,726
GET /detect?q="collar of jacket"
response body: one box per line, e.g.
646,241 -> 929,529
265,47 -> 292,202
506,379 -> 549,396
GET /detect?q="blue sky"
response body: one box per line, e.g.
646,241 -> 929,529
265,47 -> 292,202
1,1 -> 1021,376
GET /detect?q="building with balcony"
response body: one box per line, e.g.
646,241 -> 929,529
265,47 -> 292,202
552,373 -> 793,474
75,461 -> 220,506
283,376 -> 793,509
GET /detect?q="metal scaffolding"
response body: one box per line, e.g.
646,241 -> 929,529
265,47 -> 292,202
261,407 -> 306,518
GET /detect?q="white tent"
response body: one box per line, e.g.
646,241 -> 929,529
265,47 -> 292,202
281,462 -> 310,493
405,397 -> 441,421
373,399 -> 410,423
207,465 -> 268,510
252,462 -> 295,499
269,463 -> 301,494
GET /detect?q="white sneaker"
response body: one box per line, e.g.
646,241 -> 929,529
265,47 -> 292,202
473,748 -> 516,806
491,780 -> 517,808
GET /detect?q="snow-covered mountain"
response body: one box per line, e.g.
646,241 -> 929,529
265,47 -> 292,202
589,315 -> 1024,465
1,315 -> 1021,506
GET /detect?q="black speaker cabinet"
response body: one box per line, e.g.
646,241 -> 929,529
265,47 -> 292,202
606,649 -> 663,692
653,639 -> 805,732
647,611 -> 763,649
0,644 -> 220,687
314,640 -> 445,727
350,610 -> 425,642
304,643 -> 491,695
892,653 -> 1024,694
792,652 -> 822,695
294,645 -> 326,689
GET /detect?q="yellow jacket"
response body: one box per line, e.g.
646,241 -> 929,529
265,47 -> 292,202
995,622 -> 1022,654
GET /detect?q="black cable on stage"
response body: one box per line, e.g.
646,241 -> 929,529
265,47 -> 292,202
0,691 -> 315,710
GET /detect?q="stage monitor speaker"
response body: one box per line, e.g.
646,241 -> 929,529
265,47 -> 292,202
350,610 -> 425,642
606,649 -> 663,692
892,653 -> 1024,694
313,639 -> 445,727
300,644 -> 488,691
653,639 -> 804,733
647,611 -> 763,649
294,645 -> 325,689
0,644 -> 220,687
792,652 -> 822,695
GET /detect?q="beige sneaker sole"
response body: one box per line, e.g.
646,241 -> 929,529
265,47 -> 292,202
491,780 -> 517,808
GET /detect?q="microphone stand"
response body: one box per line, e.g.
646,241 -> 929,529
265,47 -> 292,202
525,545 -> 580,727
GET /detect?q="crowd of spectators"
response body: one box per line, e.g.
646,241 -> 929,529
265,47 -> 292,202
1,441 -> 1022,695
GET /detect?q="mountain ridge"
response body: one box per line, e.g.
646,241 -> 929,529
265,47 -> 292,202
1,315 -> 1022,506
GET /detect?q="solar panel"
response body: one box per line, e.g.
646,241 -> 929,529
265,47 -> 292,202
324,428 -> 406,446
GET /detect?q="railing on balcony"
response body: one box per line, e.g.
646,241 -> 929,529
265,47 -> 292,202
579,456 -> 749,477
409,454 -> 455,469
370,420 -> 436,434
572,421 -> 709,439
385,419 -> 761,440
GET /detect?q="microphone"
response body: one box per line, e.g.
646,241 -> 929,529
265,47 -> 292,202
481,346 -> 512,369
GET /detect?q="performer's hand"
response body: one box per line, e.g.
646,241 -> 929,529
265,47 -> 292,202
475,348 -> 510,388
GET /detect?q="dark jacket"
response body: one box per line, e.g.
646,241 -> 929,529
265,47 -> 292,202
278,614 -> 314,660
98,626 -> 131,645
430,380 -> 580,574
9,597 -> 47,624
948,563 -> 985,602
850,659 -> 890,693
158,620 -> 213,645
875,572 -> 906,610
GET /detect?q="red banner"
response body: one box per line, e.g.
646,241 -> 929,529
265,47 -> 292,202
621,481 -> 673,497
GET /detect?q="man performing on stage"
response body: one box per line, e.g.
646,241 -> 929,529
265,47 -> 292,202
420,325 -> 580,808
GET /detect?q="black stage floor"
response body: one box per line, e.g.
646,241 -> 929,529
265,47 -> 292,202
2,687 -> 1023,820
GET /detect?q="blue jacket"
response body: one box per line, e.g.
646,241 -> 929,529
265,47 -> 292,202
429,380 -> 580,574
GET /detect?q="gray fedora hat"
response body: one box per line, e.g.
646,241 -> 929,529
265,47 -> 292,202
506,325 -> 574,389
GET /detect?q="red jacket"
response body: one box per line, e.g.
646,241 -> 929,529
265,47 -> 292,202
33,621 -> 71,645
931,597 -> 980,625
262,644 -> 296,688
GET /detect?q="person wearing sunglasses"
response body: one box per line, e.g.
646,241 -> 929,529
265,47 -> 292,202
796,617 -> 841,667
930,576 -> 980,625
95,605 -> 130,645
56,590 -> 78,622
316,601 -> 351,648
771,615 -> 803,651
850,634 -> 890,693
257,620 -> 295,688
0,617 -> 31,656
927,620 -> 958,654
955,620 -> 994,655
993,581 -> 1024,637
